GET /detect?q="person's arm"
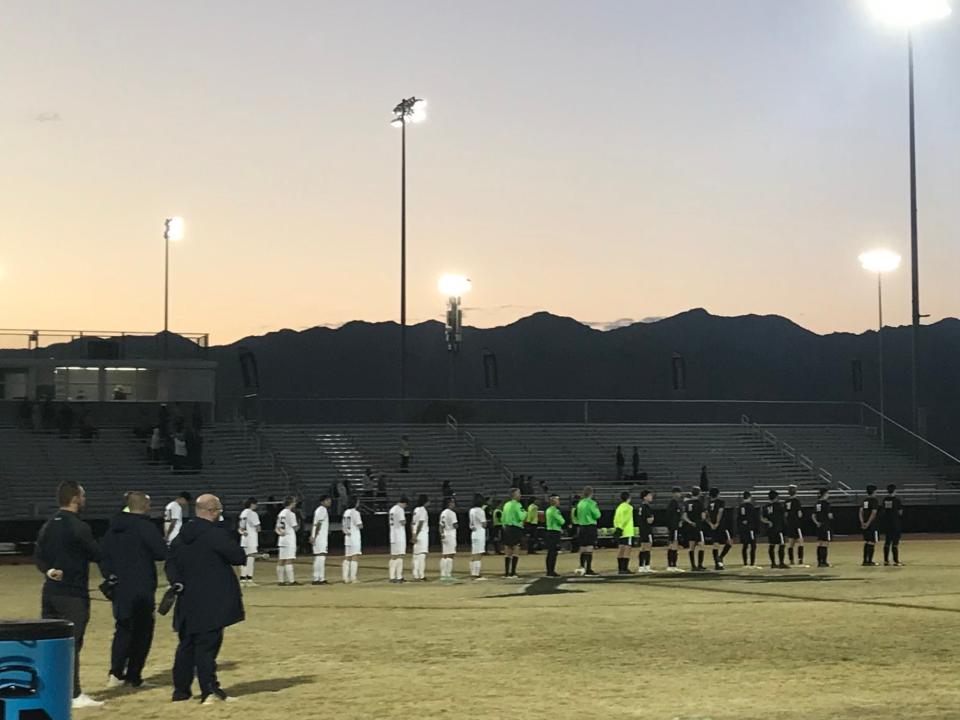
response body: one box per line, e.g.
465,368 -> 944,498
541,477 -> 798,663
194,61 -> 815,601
144,523 -> 169,562
76,519 -> 102,563
681,508 -> 693,527
865,508 -> 877,528
761,509 -> 771,527
310,515 -> 319,543
164,543 -> 184,588
811,506 -> 821,528
211,525 -> 248,567
858,505 -> 866,526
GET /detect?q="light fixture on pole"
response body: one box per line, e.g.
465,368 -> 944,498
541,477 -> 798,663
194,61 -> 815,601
867,0 -> 951,437
163,217 -> 184,358
391,96 -> 427,401
859,248 -> 902,443
438,274 -> 471,353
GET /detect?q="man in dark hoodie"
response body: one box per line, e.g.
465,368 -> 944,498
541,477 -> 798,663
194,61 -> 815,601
165,493 -> 246,704
101,491 -> 168,689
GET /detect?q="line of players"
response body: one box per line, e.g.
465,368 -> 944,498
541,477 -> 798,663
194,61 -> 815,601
215,482 -> 905,585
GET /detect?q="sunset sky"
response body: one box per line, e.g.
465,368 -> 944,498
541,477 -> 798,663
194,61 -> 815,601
1,1 -> 958,345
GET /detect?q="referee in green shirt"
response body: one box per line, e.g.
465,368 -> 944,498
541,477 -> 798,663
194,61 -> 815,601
575,487 -> 602,576
501,488 -> 526,577
544,495 -> 565,577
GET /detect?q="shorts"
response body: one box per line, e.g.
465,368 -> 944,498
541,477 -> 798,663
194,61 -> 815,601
278,544 -> 297,561
786,526 -> 804,541
502,526 -> 523,547
712,528 -> 732,545
667,528 -> 679,545
817,527 -> 832,542
617,536 -> 632,547
863,528 -> 879,543
681,527 -> 704,547
577,525 -> 598,547
739,530 -> 756,544
767,531 -> 784,546
390,536 -> 407,556
884,529 -> 902,544
637,532 -> 654,546
312,534 -> 329,555
471,530 -> 486,555
241,541 -> 259,555
345,539 -> 362,556
441,535 -> 457,555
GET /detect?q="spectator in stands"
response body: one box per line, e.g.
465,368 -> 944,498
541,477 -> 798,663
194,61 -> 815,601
158,404 -> 169,438
525,497 -> 540,554
148,427 -> 162,463
185,426 -> 202,471
335,480 -> 349,518
632,446 -> 640,479
112,385 -> 128,401
191,403 -> 204,433
399,435 -> 411,473
615,446 -> 625,478
57,402 -> 75,437
376,474 -> 388,511
31,399 -> 43,432
700,465 -> 710,494
363,467 -> 376,489
18,397 -> 33,429
172,431 -> 188,471
441,479 -> 454,503
42,396 -> 56,430
538,479 -> 549,505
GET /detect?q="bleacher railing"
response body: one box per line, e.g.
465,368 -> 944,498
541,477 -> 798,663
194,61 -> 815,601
446,415 -> 514,484
741,414 -> 837,490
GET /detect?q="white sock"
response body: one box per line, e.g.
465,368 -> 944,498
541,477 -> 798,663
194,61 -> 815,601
350,560 -> 359,582
415,555 -> 426,579
342,560 -> 350,583
285,564 -> 295,584
411,556 -> 419,579
277,564 -> 285,584
313,556 -> 323,581
317,555 -> 326,581
389,558 -> 397,579
395,557 -> 404,580
470,560 -> 480,576
245,557 -> 255,579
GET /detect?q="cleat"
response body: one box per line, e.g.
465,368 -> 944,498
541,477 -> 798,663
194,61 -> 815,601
884,561 -> 891,566
106,674 -> 124,689
584,570 -> 599,576
201,689 -> 237,705
473,576 -> 487,581
72,694 -> 105,709
894,562 -> 905,567
778,564 -> 789,569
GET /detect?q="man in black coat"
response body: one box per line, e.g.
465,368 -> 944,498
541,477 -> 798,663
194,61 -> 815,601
100,491 -> 168,688
165,493 -> 246,704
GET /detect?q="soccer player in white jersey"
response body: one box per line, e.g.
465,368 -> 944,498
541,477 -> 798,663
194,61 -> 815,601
410,495 -> 430,581
238,497 -> 261,585
163,492 -> 191,546
439,497 -> 458,583
467,494 -> 487,580
275,496 -> 300,586
388,496 -> 409,583
310,495 -> 332,585
342,496 -> 363,584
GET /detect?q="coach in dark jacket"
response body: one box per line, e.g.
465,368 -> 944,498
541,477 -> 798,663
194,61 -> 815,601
165,493 -> 246,704
100,491 -> 168,688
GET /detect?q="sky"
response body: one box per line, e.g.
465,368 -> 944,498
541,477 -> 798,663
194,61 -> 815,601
1,0 -> 958,345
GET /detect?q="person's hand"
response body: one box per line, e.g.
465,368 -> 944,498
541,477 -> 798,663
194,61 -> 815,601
172,583 -> 184,594
46,569 -> 63,581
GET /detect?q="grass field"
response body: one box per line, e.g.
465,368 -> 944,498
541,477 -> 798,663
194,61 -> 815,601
3,537 -> 960,720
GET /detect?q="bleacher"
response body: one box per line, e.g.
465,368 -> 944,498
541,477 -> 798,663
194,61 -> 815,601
0,424 -> 286,520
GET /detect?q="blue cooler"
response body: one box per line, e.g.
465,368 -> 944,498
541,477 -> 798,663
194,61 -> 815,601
0,620 -> 73,720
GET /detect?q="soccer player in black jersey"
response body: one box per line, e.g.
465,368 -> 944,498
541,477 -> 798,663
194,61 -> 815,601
811,487 -> 833,567
681,487 -> 706,571
881,484 -> 904,566
860,484 -> 880,566
635,490 -> 656,573
737,491 -> 760,568
783,485 -> 806,567
705,487 -> 732,570
761,489 -> 787,569
665,487 -> 685,573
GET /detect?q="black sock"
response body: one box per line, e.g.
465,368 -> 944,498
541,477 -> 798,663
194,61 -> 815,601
712,549 -> 719,565
504,557 -> 511,576
863,544 -> 870,564
749,542 -> 756,566
697,550 -> 705,568
816,547 -> 823,564
668,549 -> 677,567
768,545 -> 776,566
797,546 -> 804,564
720,544 -> 731,561
788,547 -> 795,564
868,544 -> 876,563
643,551 -> 651,567
823,546 -> 829,564
689,551 -> 696,569
892,544 -> 900,563
586,554 -> 593,572
884,542 -> 891,563
741,544 -> 748,565
778,546 -> 785,565
510,556 -> 518,575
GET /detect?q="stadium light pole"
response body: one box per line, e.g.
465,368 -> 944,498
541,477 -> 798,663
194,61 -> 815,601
391,97 -> 427,401
859,249 -> 902,444
868,0 -> 952,437
162,217 -> 184,359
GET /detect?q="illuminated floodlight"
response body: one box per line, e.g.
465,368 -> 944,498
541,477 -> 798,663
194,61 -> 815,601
868,0 -> 951,26
164,217 -> 184,241
438,274 -> 472,297
859,249 -> 902,273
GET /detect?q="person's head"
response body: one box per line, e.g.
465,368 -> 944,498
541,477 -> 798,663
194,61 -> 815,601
671,486 -> 682,499
742,490 -> 752,502
472,493 -> 484,508
640,489 -> 653,503
57,481 -> 85,512
690,486 -> 701,498
195,494 -> 223,522
787,484 -> 798,497
284,495 -> 297,509
127,491 -> 151,515
348,495 -> 360,509
818,487 -> 830,500
176,492 -> 192,507
244,497 -> 258,510
709,487 -> 719,499
509,487 -> 521,501
887,484 -> 897,495
582,486 -> 594,499
768,490 -> 779,501
620,491 -> 630,503
416,493 -> 429,508
549,494 -> 560,507
398,495 -> 410,508
319,494 -> 332,507
446,496 -> 456,509
571,494 -> 580,505
866,484 -> 877,496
